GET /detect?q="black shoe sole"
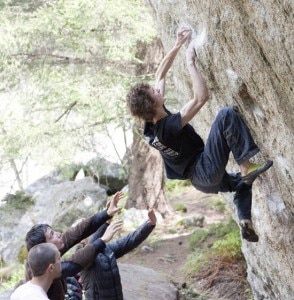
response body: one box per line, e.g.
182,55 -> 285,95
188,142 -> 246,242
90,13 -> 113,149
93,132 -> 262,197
242,160 -> 273,185
241,227 -> 259,242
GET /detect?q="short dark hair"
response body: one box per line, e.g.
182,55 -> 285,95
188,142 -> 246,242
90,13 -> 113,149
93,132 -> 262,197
28,243 -> 58,277
26,224 -> 51,251
126,83 -> 156,121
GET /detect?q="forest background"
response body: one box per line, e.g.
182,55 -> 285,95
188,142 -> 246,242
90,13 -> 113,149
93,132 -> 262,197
0,0 -> 161,200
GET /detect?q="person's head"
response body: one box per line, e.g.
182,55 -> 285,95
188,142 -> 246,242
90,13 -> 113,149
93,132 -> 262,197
127,83 -> 164,121
28,243 -> 61,279
26,224 -> 64,251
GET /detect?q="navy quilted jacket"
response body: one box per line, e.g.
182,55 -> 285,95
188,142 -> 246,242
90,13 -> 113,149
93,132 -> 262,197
80,221 -> 155,300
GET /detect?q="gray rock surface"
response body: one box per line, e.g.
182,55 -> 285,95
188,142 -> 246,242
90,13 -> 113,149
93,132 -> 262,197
147,1 -> 294,299
85,157 -> 128,194
0,177 -> 107,264
119,263 -> 178,300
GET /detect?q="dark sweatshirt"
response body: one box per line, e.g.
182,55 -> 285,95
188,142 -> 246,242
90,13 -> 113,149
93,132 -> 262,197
25,210 -> 112,300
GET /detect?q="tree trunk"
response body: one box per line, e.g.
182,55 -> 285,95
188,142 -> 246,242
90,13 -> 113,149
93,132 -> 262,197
9,159 -> 24,192
126,123 -> 172,217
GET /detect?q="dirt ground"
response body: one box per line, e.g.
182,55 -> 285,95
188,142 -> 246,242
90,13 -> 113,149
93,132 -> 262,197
120,187 -> 231,295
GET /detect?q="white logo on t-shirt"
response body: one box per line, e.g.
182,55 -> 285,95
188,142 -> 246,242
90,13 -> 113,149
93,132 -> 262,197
152,137 -> 179,158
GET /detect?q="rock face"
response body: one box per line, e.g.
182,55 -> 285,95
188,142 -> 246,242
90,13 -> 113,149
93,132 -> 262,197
0,177 -> 107,264
147,1 -> 293,299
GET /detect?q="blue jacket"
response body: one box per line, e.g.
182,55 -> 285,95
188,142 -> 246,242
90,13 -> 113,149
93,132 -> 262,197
80,220 -> 155,300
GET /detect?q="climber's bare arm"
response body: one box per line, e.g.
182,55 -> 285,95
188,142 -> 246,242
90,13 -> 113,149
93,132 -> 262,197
155,28 -> 192,96
180,42 -> 209,127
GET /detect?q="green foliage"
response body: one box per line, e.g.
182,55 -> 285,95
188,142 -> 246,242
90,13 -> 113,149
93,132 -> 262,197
2,191 -> 35,209
56,163 -> 84,180
184,251 -> 211,277
212,230 -> 242,259
178,216 -> 205,229
184,219 -> 250,299
188,228 -> 209,249
17,247 -> 28,264
0,264 -> 25,292
188,218 -> 238,251
185,218 -> 243,277
209,198 -> 227,213
174,203 -> 187,213
208,217 -> 238,239
0,0 -> 158,174
165,179 -> 191,196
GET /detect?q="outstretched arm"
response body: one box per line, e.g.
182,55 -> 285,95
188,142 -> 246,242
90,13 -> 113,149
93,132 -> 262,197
147,208 -> 157,225
106,191 -> 124,217
109,208 -> 157,259
155,28 -> 192,96
180,41 -> 209,127
60,192 -> 123,255
61,221 -> 123,277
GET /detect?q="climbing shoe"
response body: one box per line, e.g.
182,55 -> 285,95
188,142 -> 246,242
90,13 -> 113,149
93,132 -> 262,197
242,160 -> 273,185
240,220 -> 259,243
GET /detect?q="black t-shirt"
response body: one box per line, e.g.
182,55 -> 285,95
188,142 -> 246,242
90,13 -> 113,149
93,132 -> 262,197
144,108 -> 204,179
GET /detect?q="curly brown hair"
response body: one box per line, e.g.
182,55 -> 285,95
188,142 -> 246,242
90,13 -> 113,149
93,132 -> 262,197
126,83 -> 156,121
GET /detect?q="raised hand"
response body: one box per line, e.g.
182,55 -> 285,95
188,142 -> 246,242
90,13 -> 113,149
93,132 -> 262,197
100,221 -> 123,243
148,208 -> 157,225
176,27 -> 192,47
106,191 -> 124,217
112,191 -> 124,206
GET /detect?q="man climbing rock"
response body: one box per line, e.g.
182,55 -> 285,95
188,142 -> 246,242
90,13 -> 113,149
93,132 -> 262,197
127,27 -> 272,242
